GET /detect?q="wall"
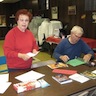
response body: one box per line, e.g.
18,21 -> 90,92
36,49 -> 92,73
0,0 -> 96,39
49,0 -> 96,38
0,2 -> 20,39
19,0 -> 96,39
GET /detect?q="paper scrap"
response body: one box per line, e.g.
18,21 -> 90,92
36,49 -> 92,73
69,73 -> 89,83
26,51 -> 39,57
0,74 -> 9,82
0,82 -> 11,94
15,70 -> 45,82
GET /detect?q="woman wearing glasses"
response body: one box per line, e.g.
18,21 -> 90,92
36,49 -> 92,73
3,9 -> 39,72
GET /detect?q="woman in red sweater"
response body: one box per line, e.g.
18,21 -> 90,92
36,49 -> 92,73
3,9 -> 39,72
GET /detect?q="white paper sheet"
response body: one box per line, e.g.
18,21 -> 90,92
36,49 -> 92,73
0,74 -> 11,94
15,70 -> 45,82
26,51 -> 39,57
0,74 -> 9,82
69,73 -> 90,83
92,70 -> 96,74
0,82 -> 11,94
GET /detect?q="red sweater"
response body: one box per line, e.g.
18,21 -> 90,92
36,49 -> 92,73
3,27 -> 38,69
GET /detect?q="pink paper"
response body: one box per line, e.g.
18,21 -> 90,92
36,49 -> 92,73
52,69 -> 77,75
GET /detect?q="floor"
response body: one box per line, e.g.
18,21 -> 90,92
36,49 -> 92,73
0,40 -> 55,71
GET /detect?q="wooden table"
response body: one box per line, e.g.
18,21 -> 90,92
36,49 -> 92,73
0,64 -> 96,96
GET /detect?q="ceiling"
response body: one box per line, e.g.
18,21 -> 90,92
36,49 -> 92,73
2,0 -> 20,3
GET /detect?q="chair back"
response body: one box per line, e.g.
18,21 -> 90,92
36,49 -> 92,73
0,56 -> 6,65
0,56 -> 8,73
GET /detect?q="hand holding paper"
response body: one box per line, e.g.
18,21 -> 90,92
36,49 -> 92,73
26,51 -> 39,57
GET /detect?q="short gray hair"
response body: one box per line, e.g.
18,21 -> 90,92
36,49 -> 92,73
71,25 -> 84,34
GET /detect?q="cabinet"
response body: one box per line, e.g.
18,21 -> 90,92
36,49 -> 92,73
38,0 -> 50,18
0,27 -> 8,40
0,15 -> 16,40
0,15 -> 7,40
9,14 -> 16,29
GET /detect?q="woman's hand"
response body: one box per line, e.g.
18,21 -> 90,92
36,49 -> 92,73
18,53 -> 30,61
33,49 -> 38,54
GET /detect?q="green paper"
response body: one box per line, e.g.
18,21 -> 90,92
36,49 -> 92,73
66,58 -> 86,67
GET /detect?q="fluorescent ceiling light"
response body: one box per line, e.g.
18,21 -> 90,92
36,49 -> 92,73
0,0 -> 3,1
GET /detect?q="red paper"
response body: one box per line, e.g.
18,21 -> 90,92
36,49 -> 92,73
52,69 -> 77,75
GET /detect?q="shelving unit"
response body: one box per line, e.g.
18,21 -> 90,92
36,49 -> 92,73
9,14 -> 16,28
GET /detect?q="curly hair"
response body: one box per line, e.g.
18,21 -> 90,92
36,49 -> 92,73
15,9 -> 32,22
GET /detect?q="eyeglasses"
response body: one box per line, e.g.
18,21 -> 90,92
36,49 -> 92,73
73,33 -> 82,38
18,19 -> 29,22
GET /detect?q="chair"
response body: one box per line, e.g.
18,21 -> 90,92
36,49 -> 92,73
0,56 -> 8,73
92,48 -> 96,58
